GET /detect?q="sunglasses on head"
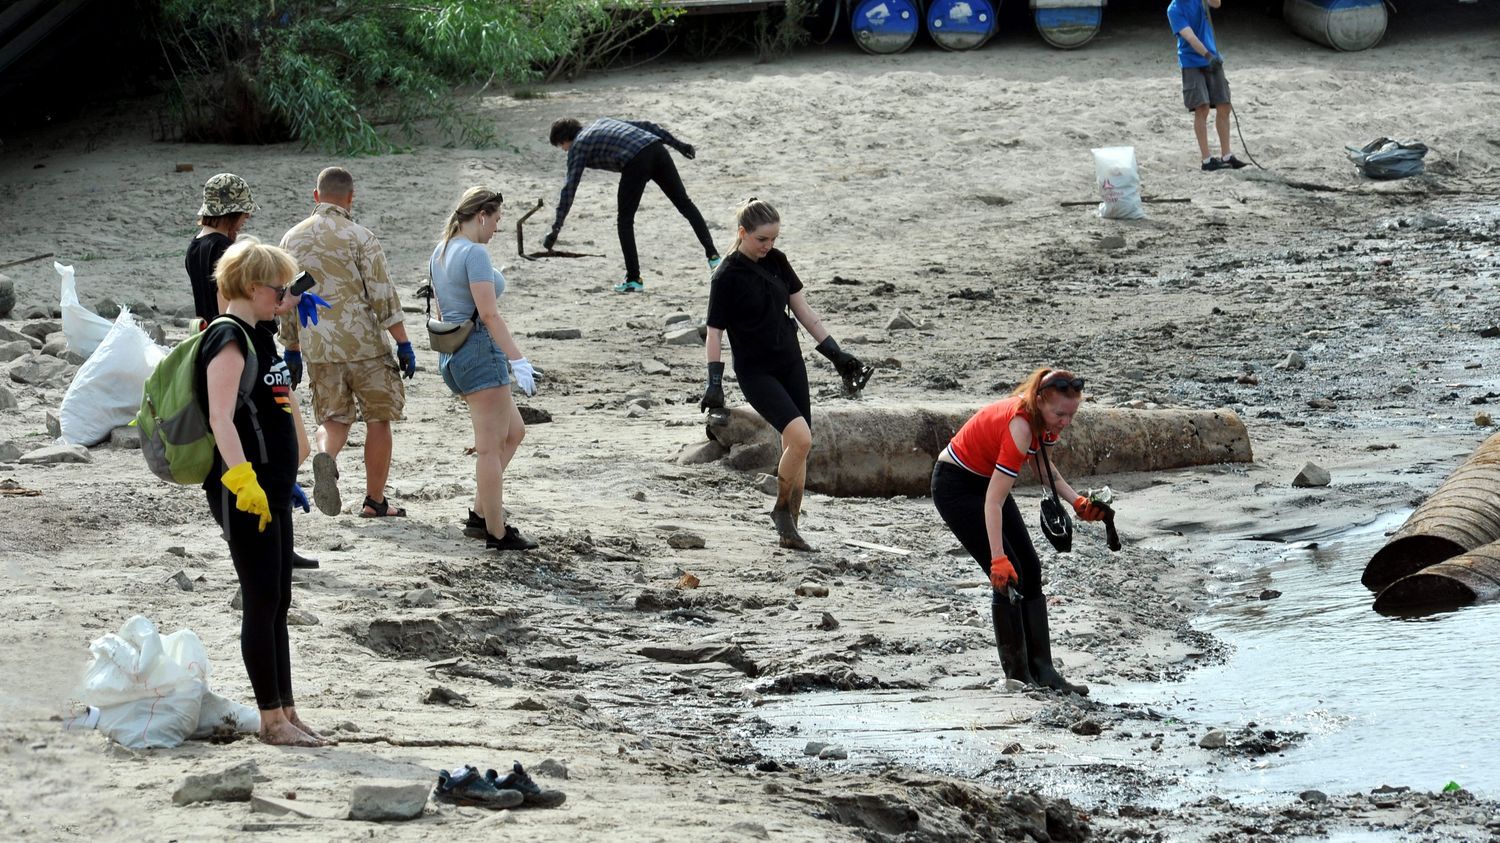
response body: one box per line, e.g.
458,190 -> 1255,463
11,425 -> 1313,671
1041,375 -> 1085,392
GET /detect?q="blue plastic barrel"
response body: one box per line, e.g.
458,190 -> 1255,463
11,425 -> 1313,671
851,0 -> 922,55
1033,3 -> 1103,49
1283,0 -> 1386,51
927,0 -> 997,51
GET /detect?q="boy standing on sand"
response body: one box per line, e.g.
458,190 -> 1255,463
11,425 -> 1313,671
1168,0 -> 1248,171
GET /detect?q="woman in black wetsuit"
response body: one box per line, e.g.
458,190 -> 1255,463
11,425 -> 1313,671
700,198 -> 868,551
199,237 -> 328,747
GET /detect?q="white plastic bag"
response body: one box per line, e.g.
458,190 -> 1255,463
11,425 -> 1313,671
57,261 -> 115,358
194,690 -> 261,738
1092,146 -> 1146,220
59,308 -> 169,446
80,615 -> 207,749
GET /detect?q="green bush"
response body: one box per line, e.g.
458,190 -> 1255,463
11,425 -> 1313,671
149,0 -> 679,153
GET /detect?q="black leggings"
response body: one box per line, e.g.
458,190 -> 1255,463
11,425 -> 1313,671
617,142 -> 717,282
738,357 -> 811,433
207,489 -> 296,711
930,461 -> 1044,601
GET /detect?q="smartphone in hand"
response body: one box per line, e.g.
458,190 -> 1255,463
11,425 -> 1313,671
289,271 -> 317,296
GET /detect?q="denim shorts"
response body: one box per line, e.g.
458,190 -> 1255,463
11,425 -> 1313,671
439,322 -> 511,395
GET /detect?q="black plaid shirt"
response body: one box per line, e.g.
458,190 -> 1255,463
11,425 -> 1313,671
551,118 -> 683,234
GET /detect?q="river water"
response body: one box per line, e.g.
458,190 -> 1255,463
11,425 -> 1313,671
754,512 -> 1500,803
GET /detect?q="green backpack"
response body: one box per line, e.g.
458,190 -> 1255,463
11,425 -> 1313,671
138,316 -> 260,484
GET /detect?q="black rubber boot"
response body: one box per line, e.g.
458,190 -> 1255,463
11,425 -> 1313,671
992,591 -> 1034,685
1020,596 -> 1088,695
771,476 -> 813,551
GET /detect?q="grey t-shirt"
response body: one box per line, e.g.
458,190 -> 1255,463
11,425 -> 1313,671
429,236 -> 505,322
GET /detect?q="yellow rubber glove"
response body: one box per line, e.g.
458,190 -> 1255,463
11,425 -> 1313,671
222,462 -> 272,533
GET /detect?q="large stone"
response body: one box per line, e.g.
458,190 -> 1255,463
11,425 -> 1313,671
0,385 -> 16,410
20,320 -> 60,342
677,439 -> 727,465
19,443 -> 92,464
0,440 -> 22,461
41,334 -> 68,358
663,324 -> 704,346
7,354 -> 72,387
0,340 -> 30,362
517,405 -> 552,425
1292,462 -> 1331,488
108,425 -> 141,450
347,779 -> 431,822
667,531 -> 706,549
45,409 -> 60,438
532,327 -> 582,340
172,760 -> 257,805
1198,729 -> 1228,749
641,359 -> 671,376
0,324 -> 33,347
0,274 -> 13,318
93,297 -> 121,320
885,309 -> 920,330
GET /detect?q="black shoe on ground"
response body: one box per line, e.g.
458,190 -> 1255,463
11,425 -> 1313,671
290,549 -> 319,569
434,766 -> 523,809
1222,153 -> 1249,169
1201,156 -> 1226,172
464,509 -> 487,539
485,762 -> 567,808
486,524 -> 538,551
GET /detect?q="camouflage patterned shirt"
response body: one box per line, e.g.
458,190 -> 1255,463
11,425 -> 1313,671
278,203 -> 404,363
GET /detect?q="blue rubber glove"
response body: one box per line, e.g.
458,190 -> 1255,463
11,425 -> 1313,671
283,349 -> 303,389
396,341 -> 417,379
297,292 -> 331,328
290,482 -> 311,513
1207,53 -> 1224,71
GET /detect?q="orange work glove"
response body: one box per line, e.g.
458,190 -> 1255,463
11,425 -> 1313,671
1073,495 -> 1106,522
989,554 -> 1017,590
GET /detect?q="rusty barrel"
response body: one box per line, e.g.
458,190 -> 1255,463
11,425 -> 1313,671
1363,431 -> 1500,592
704,402 -> 1253,498
1373,540 -> 1500,614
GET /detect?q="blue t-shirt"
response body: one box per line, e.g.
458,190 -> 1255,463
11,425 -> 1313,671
1167,0 -> 1216,69
429,236 -> 505,323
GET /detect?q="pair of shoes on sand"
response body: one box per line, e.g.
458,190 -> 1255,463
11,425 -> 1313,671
434,762 -> 566,809
1202,154 -> 1249,171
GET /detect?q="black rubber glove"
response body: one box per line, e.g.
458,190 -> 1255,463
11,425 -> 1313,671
700,361 -> 725,412
677,142 -> 696,160
542,231 -> 558,250
1207,53 -> 1223,70
815,336 -> 864,380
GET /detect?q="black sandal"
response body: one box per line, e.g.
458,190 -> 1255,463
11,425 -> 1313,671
360,495 -> 407,518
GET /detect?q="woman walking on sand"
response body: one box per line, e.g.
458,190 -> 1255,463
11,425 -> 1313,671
200,237 -> 329,746
700,198 -> 869,551
931,368 -> 1107,695
430,187 -> 539,552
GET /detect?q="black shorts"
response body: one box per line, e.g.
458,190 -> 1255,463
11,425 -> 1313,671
737,358 -> 811,433
1182,64 -> 1231,111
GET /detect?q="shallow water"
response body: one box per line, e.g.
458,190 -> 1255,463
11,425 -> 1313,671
755,511 -> 1500,803
1110,511 -> 1500,799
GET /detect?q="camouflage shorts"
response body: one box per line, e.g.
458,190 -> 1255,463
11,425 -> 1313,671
307,357 -> 405,424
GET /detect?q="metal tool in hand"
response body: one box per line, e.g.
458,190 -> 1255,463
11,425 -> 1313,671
1094,501 -> 1122,552
515,199 -> 600,260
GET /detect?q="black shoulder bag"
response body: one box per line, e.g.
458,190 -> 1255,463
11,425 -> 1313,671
1033,442 -> 1073,553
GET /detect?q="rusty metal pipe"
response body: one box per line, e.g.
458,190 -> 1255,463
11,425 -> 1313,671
1363,431 -> 1500,592
1373,540 -> 1500,614
699,403 -> 1253,498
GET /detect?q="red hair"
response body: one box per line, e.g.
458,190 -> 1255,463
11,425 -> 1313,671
1010,367 -> 1083,426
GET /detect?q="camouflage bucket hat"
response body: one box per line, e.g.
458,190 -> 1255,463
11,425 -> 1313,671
198,172 -> 257,217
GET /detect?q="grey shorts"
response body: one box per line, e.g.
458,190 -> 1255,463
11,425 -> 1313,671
438,322 -> 512,395
1182,65 -> 1231,111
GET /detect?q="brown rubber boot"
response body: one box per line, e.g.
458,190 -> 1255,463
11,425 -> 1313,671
771,476 -> 814,552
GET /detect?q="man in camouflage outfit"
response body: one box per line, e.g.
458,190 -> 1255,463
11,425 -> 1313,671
279,167 -> 417,518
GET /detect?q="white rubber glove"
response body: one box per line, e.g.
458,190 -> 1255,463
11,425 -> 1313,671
509,356 -> 536,396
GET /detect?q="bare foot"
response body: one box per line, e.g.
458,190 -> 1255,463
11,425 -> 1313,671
287,717 -> 334,745
259,720 -> 321,747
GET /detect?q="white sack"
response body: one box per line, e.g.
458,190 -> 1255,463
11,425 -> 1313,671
1092,146 -> 1146,221
59,308 -> 169,446
57,262 -> 115,357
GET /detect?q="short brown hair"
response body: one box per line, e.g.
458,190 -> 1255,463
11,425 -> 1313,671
549,118 -> 582,146
214,236 -> 298,301
317,166 -> 354,198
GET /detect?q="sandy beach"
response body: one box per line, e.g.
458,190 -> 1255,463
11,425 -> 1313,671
2,2 -> 1500,839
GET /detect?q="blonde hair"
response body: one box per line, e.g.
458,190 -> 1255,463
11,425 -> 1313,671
731,197 -> 780,253
214,236 -> 298,301
439,187 -> 503,260
1011,367 -> 1084,426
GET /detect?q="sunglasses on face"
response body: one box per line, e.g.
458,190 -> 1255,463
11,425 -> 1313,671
1041,376 -> 1085,392
262,282 -> 289,302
